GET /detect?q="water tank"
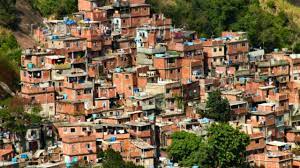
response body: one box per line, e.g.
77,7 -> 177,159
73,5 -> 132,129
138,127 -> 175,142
110,136 -> 116,142
27,63 -> 34,69
63,94 -> 68,100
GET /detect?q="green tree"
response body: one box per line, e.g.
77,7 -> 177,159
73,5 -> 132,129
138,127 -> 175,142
167,124 -> 250,167
232,3 -> 297,52
101,148 -> 143,168
31,0 -> 78,18
200,90 -> 231,122
0,27 -> 21,93
147,0 -> 300,52
0,97 -> 42,151
167,131 -> 207,167
0,0 -> 18,28
205,123 -> 250,168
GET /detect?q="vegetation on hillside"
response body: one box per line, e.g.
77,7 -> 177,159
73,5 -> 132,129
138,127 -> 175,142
30,0 -> 78,18
96,149 -> 144,168
146,0 -> 300,52
0,0 -> 18,28
198,90 -> 231,122
0,97 -> 42,151
0,27 -> 21,94
167,123 -> 250,167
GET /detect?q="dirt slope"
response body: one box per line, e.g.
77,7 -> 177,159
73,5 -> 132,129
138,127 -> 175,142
13,0 -> 43,49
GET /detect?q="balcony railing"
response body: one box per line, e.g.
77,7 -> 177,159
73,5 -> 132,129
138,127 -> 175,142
53,63 -> 71,70
142,104 -> 156,111
232,108 -> 248,115
137,46 -> 166,54
21,86 -> 55,94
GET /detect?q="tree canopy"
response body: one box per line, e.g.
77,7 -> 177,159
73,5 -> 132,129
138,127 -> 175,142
30,0 -> 78,18
146,0 -> 300,52
0,0 -> 18,28
167,131 -> 207,167
0,28 -> 21,94
205,123 -> 250,168
167,123 -> 250,167
200,90 -> 231,122
0,97 -> 42,135
99,149 -> 144,168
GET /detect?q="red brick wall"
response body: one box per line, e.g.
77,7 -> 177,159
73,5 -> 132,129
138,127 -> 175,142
78,0 -> 93,11
113,72 -> 137,98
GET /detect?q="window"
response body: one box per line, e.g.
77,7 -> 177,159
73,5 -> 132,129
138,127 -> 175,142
83,156 -> 88,161
66,42 -> 70,48
295,76 -> 298,80
125,75 -> 129,79
72,145 -> 75,152
115,74 -> 119,78
82,127 -> 87,132
219,47 -> 222,51
178,69 -> 181,73
168,58 -> 175,63
122,19 -> 125,23
170,70 -> 173,74
255,139 -> 259,144
166,89 -> 170,93
128,86 -> 132,90
77,90 -> 81,95
242,43 -> 246,47
71,128 -> 75,133
135,8 -> 138,12
84,89 -> 91,94
213,48 -> 217,52
86,144 -> 90,149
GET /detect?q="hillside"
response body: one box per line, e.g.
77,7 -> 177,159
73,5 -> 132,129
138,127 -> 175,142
13,0 -> 43,48
0,0 -> 300,96
260,0 -> 300,28
146,0 -> 300,52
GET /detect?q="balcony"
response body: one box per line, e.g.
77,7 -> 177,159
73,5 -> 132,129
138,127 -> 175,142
249,119 -> 275,127
21,86 -> 55,94
69,57 -> 86,64
232,107 -> 248,115
137,46 -> 166,54
268,93 -> 288,102
21,76 -> 50,84
64,82 -> 93,89
142,104 -> 156,111
257,60 -> 289,68
274,106 -> 286,116
252,95 -> 266,103
129,130 -> 151,138
52,63 -> 71,70
272,69 -> 289,76
103,134 -> 130,141
235,70 -> 251,77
